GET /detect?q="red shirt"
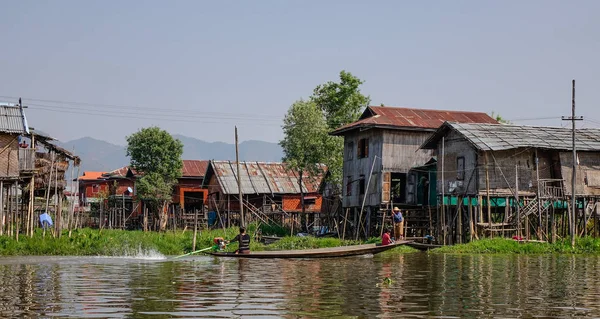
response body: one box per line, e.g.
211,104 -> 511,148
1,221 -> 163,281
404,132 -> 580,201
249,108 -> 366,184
382,233 -> 392,245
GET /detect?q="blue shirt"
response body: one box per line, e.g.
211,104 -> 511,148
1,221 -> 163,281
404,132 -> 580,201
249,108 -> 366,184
393,212 -> 403,223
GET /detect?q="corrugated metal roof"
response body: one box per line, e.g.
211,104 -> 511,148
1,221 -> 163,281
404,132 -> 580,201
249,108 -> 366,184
421,122 -> 600,151
0,105 -> 28,134
103,166 -> 130,178
182,160 -> 208,177
206,160 -> 326,195
331,106 -> 498,135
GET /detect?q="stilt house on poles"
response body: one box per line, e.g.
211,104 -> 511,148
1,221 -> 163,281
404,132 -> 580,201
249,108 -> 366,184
329,106 -> 498,239
0,102 -> 80,238
203,160 -> 326,231
420,122 -> 600,243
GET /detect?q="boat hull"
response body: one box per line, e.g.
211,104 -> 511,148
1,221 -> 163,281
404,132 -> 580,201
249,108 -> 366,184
208,241 -> 408,259
405,242 -> 443,251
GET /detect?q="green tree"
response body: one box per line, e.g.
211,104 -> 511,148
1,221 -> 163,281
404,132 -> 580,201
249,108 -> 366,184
310,70 -> 370,185
126,126 -> 183,231
312,70 -> 370,130
280,100 -> 331,216
490,111 -> 512,124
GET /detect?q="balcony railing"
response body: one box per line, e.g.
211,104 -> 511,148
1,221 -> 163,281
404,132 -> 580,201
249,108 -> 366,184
18,148 -> 35,171
539,179 -> 565,199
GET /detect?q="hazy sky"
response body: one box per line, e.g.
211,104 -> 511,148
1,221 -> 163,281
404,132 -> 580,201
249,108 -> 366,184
1,1 -> 599,145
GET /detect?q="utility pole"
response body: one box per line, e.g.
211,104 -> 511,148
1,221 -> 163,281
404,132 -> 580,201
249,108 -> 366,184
235,126 -> 244,227
562,79 -> 583,248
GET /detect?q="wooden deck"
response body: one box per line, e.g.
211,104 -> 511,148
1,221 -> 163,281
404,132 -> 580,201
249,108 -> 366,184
208,241 -> 409,259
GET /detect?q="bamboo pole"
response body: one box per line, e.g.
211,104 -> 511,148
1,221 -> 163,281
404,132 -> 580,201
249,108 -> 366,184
0,181 -> 4,236
15,182 -> 19,242
54,164 -> 59,237
441,137 -> 446,244
339,208 -> 347,240
468,196 -> 474,242
485,152 -> 491,238
44,151 -> 55,230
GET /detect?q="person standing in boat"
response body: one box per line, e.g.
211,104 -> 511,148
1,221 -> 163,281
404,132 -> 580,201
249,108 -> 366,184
392,207 -> 404,240
227,227 -> 251,254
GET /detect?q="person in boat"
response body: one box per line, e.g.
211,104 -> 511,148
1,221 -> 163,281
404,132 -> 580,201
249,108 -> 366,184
392,207 -> 404,240
382,228 -> 394,246
227,227 -> 251,254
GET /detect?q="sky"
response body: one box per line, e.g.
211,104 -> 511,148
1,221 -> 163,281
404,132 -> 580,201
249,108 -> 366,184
1,1 -> 599,145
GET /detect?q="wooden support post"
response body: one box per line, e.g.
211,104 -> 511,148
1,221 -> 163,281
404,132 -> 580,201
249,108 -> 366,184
485,152 -> 492,238
468,196 -> 474,242
0,181 -> 3,236
15,182 -> 19,242
457,197 -> 463,244
342,208 -> 349,241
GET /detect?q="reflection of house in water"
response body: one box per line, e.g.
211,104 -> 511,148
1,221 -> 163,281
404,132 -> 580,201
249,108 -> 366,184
330,106 -> 497,238
421,122 -> 600,243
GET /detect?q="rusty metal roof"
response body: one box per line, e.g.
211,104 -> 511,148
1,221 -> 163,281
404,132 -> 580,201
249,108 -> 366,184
204,160 -> 326,195
331,106 -> 498,135
182,160 -> 208,177
0,105 -> 28,134
421,122 -> 600,152
103,166 -> 130,178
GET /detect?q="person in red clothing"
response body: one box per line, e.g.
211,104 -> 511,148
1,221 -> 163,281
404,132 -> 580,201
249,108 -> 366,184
382,228 -> 394,246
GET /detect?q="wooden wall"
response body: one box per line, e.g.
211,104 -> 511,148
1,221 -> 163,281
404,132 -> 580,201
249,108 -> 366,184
381,130 -> 434,172
436,130 -> 562,197
560,151 -> 600,196
341,129 -> 383,208
0,134 -> 19,179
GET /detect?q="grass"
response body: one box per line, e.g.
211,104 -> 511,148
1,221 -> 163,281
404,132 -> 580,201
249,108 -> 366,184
431,237 -> 600,254
0,225 -> 418,256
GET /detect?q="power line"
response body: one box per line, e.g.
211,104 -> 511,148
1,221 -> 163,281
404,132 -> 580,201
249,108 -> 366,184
0,94 -> 283,119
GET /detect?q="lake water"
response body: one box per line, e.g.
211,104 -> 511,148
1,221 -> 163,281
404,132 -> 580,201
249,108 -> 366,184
0,252 -> 599,318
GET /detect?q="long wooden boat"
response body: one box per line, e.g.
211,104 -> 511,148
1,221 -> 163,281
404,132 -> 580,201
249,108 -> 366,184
208,241 -> 408,259
405,241 -> 443,251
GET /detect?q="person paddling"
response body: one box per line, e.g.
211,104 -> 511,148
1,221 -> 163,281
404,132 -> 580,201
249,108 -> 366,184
392,207 -> 404,240
227,227 -> 251,254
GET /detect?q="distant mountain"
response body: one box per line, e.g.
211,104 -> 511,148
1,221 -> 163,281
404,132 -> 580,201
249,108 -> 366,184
57,135 -> 284,173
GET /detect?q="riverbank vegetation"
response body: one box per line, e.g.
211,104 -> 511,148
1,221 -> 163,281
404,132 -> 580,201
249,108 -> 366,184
0,224 -> 416,256
431,237 -> 600,254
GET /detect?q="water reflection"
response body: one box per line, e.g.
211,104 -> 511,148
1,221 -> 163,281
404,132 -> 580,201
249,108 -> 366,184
0,254 -> 599,318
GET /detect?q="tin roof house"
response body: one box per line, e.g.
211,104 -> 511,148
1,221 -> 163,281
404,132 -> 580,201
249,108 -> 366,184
203,160 -> 326,228
420,122 -> 600,243
330,105 -> 498,238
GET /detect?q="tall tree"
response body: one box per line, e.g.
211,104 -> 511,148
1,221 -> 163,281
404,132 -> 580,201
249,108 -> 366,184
312,70 -> 370,130
280,100 -> 331,218
311,70 -> 370,185
126,126 -> 183,231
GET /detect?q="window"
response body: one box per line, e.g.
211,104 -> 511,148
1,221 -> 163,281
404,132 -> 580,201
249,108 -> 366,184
303,197 -> 317,205
92,184 -> 99,193
346,176 -> 353,196
357,138 -> 369,158
346,142 -> 354,161
457,157 -> 465,180
359,175 -> 366,195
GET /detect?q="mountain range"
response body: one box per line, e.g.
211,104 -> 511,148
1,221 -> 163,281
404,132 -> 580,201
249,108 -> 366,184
57,135 -> 284,173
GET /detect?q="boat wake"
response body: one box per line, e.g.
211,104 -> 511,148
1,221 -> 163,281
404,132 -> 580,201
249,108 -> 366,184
97,246 -> 167,261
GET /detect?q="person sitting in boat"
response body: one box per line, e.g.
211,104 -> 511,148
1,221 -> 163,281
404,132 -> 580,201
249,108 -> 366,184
382,228 -> 394,246
227,227 -> 251,254
392,207 -> 404,240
